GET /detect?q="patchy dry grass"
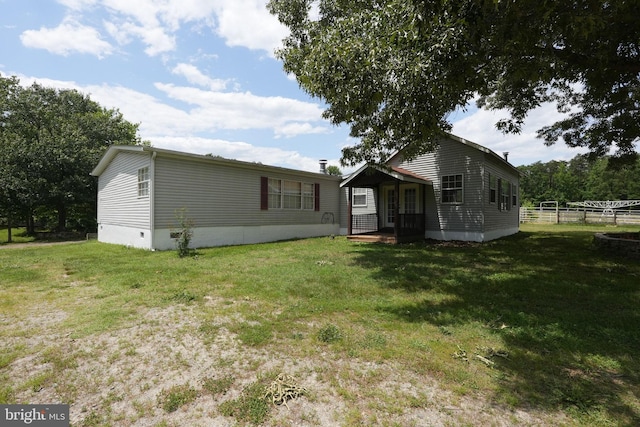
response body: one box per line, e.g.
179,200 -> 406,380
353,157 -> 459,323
1,223 -> 639,426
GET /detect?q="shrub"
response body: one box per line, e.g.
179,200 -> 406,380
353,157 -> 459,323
317,323 -> 342,343
173,208 -> 194,258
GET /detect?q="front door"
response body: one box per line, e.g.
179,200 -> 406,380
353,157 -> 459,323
384,188 -> 395,228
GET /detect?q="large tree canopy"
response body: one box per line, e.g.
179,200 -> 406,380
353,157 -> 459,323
268,0 -> 640,166
0,74 -> 141,235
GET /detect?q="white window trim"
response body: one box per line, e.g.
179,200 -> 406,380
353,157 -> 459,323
441,174 -> 464,204
137,167 -> 149,198
269,178 -> 316,210
352,188 -> 368,207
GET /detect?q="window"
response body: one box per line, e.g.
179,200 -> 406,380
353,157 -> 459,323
283,180 -> 301,209
352,188 -> 368,207
499,179 -> 511,211
512,185 -> 518,207
489,173 -> 496,203
441,174 -> 463,204
268,178 -> 282,209
404,188 -> 417,214
303,183 -> 315,210
262,177 -> 317,210
138,167 -> 149,197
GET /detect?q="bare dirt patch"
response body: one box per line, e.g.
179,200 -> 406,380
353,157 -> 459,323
4,302 -> 566,426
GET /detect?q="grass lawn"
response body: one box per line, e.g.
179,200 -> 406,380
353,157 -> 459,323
1,223 -> 639,426
0,227 -> 35,244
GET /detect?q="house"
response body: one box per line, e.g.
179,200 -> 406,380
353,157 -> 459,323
90,145 -> 342,250
91,134 -> 519,250
339,134 -> 520,243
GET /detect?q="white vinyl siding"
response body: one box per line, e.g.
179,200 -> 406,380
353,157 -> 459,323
484,160 -> 520,233
97,152 -> 151,228
153,156 -> 338,228
387,136 -> 493,235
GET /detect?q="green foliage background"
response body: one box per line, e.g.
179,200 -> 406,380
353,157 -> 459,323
518,154 -> 640,206
0,74 -> 140,234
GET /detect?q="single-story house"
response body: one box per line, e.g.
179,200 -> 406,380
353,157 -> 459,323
90,145 -> 342,250
91,134 -> 519,250
340,134 -> 520,243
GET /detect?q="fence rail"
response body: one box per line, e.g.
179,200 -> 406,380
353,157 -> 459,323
520,207 -> 640,226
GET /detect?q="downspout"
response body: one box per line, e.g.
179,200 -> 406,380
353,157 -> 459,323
347,186 -> 353,236
150,151 -> 157,250
422,184 -> 426,236
394,180 -> 400,240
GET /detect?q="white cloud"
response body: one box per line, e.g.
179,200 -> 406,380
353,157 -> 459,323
153,82 -> 326,135
20,18 -> 113,58
212,0 -> 288,54
275,122 -> 330,138
103,18 -> 176,56
12,74 -> 337,171
28,1 -> 287,60
451,104 -> 588,166
56,0 -> 98,10
14,74 -> 329,139
171,63 -> 229,91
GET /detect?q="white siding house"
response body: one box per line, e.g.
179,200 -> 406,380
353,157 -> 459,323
91,146 -> 342,250
92,134 -> 519,249
340,134 -> 520,242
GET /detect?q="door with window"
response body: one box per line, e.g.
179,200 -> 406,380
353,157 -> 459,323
384,187 -> 395,228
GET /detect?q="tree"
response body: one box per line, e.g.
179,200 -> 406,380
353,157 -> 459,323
585,157 -> 640,201
326,165 -> 342,176
268,0 -> 640,167
0,74 -> 141,235
517,154 -> 640,207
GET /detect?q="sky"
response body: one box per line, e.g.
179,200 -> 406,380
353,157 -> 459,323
1,0 -> 590,174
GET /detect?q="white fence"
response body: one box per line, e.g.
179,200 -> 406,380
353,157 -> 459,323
519,207 -> 640,226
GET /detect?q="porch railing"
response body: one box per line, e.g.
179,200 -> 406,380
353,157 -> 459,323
398,213 -> 425,236
351,213 -> 378,234
350,213 -> 425,236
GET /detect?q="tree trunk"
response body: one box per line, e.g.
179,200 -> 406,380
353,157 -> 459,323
26,207 -> 35,235
57,203 -> 67,231
6,213 -> 12,243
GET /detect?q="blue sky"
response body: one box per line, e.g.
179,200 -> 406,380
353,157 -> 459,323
0,0 -> 588,173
